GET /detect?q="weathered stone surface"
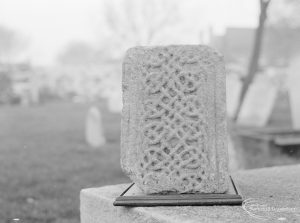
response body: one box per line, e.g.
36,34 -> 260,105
121,45 -> 228,193
80,165 -> 300,223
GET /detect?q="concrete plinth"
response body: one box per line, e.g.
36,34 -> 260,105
80,165 -> 300,223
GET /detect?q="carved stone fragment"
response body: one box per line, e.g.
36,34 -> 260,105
121,45 -> 229,194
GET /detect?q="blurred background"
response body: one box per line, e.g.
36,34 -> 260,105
0,0 -> 299,222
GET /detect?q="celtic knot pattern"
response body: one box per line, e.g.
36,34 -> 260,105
138,48 -> 210,191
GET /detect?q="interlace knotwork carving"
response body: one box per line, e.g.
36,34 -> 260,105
138,48 -> 209,190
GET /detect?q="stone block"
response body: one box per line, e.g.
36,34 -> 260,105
80,165 -> 300,223
121,45 -> 228,193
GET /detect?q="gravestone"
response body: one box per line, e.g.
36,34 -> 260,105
121,45 -> 229,194
85,106 -> 106,148
237,76 -> 278,127
226,75 -> 242,118
287,56 -> 300,129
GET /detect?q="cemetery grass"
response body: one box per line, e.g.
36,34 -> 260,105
0,101 -> 129,223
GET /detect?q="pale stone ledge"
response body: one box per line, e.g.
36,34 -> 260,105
80,165 -> 300,223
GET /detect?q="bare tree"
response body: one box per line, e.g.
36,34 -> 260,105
233,0 -> 272,121
101,0 -> 179,62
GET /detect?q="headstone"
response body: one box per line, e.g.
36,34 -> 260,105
85,106 -> 106,148
287,57 -> 300,129
226,75 -> 242,118
121,45 -> 229,194
237,76 -> 278,127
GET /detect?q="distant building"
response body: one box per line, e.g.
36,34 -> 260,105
211,27 -> 300,68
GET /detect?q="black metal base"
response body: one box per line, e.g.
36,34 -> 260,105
113,176 -> 243,207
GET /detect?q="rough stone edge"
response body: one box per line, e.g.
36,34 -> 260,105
215,50 -> 230,192
121,46 -> 144,180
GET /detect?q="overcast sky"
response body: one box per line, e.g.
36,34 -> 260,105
0,0 -> 258,65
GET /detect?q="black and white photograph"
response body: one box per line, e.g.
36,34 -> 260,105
0,0 -> 299,222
